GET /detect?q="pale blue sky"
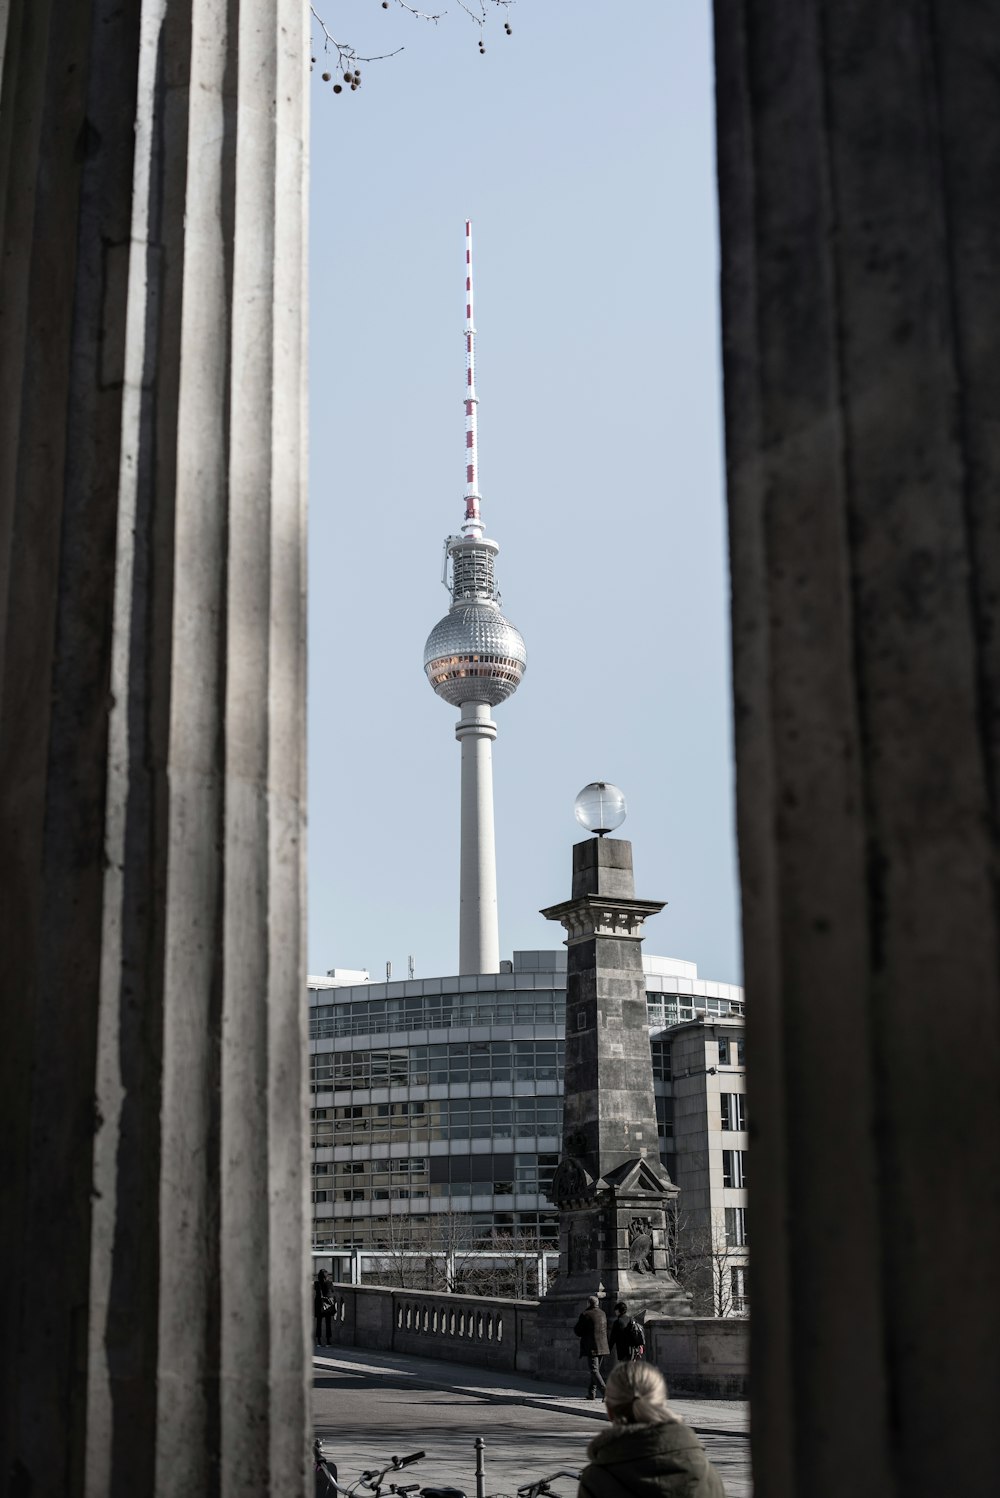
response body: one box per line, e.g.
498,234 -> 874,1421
308,1 -> 741,985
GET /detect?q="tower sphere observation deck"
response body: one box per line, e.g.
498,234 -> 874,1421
423,544 -> 527,707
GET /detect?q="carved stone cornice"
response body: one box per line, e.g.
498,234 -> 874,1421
539,893 -> 666,945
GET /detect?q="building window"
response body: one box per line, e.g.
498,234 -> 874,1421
314,1039 -> 566,1092
720,1093 -> 747,1132
730,1265 -> 749,1313
393,1158 -> 427,1177
315,1095 -> 562,1150
722,1149 -> 747,1189
310,1055 -> 334,1091
651,1039 -> 672,1081
655,1095 -> 673,1140
309,991 -> 564,1040
725,1207 -> 748,1247
717,1036 -> 746,1068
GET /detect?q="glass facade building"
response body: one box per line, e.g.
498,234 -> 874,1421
309,949 -> 748,1308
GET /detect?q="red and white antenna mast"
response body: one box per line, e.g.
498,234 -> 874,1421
462,218 -> 484,539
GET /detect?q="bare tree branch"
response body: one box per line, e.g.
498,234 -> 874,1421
310,0 -> 516,93
395,1 -> 447,20
667,1193 -> 749,1319
310,5 -> 403,85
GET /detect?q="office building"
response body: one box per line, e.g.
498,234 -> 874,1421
308,949 -> 748,1312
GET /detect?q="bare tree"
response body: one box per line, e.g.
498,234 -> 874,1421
310,0 -> 516,96
450,1227 -> 543,1299
366,1197 -> 425,1287
666,1198 -> 748,1319
365,1206 -> 545,1297
366,1202 -> 488,1290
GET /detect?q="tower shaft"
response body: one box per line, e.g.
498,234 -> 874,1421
456,704 -> 499,973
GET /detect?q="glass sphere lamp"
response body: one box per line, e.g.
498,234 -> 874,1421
574,782 -> 627,837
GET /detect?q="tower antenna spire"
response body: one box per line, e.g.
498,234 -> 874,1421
463,218 -> 484,539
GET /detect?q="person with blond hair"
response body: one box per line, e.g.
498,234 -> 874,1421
578,1361 -> 726,1498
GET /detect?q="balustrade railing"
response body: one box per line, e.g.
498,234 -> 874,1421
314,1283 -> 749,1396
318,1283 -> 536,1373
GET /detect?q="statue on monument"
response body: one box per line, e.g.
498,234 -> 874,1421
551,1155 -> 592,1204
628,1219 -> 655,1274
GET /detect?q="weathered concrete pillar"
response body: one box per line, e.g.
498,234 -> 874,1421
714,4 -> 1000,1495
0,2 -> 309,1494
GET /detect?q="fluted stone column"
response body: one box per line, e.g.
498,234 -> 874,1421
715,4 -> 1000,1495
0,3 -> 309,1494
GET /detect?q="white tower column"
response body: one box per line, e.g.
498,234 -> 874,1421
455,702 -> 500,974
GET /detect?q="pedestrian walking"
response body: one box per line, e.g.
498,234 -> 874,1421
608,1301 -> 645,1364
578,1361 -> 726,1498
573,1293 -> 610,1400
314,1267 -> 335,1347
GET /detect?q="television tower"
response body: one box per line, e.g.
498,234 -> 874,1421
423,222 -> 526,974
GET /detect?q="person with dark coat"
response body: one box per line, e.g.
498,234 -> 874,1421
314,1268 -> 334,1347
578,1361 -> 726,1498
573,1294 -> 610,1399
608,1300 -> 642,1364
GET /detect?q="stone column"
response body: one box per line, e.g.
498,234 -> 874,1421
0,2 -> 309,1494
537,838 -> 690,1382
715,4 -> 1000,1494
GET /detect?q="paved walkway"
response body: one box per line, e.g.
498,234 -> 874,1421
313,1346 -> 751,1497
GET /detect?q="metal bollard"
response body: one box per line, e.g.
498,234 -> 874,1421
475,1436 -> 486,1498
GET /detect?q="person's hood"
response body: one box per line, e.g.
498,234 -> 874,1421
583,1418 -> 724,1498
586,1420 -> 691,1464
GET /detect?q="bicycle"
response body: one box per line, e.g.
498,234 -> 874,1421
469,1437 -> 578,1498
515,1471 -> 580,1498
313,1443 -> 468,1498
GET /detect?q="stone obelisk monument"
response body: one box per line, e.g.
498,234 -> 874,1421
537,795 -> 690,1380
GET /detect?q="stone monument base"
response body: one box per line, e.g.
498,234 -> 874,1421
536,1280 -> 693,1386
